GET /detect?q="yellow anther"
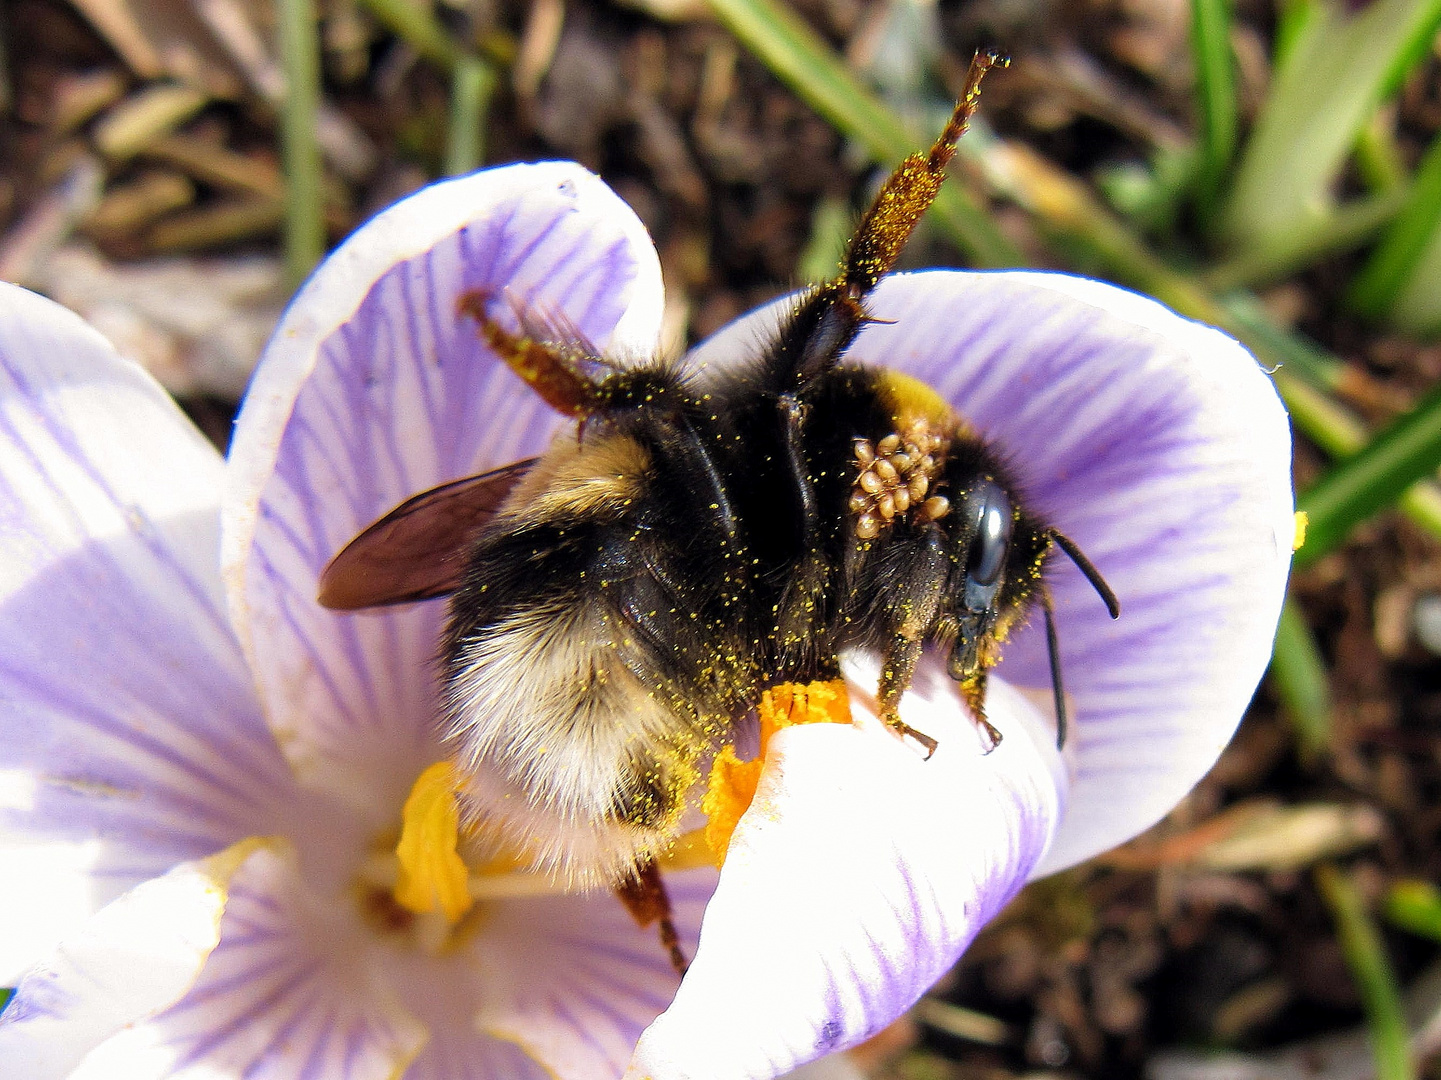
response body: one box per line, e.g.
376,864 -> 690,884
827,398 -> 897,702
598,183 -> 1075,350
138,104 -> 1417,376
1293,511 -> 1309,552
394,761 -> 473,924
701,679 -> 854,866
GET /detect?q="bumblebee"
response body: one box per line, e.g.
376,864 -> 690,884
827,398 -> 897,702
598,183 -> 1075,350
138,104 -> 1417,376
320,53 -> 1116,912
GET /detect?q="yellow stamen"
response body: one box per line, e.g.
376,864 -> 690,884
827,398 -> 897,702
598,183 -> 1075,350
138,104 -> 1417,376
394,761 -> 473,924
1293,511 -> 1309,551
701,679 -> 853,866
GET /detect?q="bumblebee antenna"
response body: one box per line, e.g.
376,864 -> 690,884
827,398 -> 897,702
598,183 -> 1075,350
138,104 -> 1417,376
1049,530 -> 1120,619
1041,533 -> 1116,749
1042,591 -> 1067,748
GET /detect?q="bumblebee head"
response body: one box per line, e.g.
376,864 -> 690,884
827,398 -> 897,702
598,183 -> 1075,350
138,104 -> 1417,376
847,418 -> 1051,681
928,460 -> 1119,749
936,473 -> 1050,685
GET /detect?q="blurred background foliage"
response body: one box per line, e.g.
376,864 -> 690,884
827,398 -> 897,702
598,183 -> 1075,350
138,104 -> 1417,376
2,0 -> 1441,1076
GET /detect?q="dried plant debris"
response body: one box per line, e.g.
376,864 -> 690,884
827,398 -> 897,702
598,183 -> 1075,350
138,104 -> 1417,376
30,243 -> 284,397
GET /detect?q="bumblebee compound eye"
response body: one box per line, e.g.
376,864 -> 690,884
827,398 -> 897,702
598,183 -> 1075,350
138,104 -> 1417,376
962,479 -> 1014,611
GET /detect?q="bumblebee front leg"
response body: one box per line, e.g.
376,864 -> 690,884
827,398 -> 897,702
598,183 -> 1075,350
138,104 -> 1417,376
877,629 -> 939,758
874,530 -> 951,756
958,669 -> 1003,752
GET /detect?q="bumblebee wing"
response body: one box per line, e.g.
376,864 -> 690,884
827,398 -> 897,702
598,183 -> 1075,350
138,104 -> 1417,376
318,458 -> 539,610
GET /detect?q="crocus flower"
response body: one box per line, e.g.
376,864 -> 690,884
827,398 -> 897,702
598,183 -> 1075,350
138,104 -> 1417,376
0,160 -> 1293,1079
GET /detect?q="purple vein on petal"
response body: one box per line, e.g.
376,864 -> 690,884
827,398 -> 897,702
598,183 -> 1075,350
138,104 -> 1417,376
0,657 -> 267,795
252,549 -> 368,731
548,993 -> 627,1072
255,509 -> 389,722
170,967 -> 315,1067
557,955 -> 676,1015
409,263 -> 445,443
0,386 -> 233,647
574,987 -> 656,1055
295,999 -> 338,1080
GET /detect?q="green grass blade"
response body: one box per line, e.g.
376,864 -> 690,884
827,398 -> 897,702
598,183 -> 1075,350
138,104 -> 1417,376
1273,0 -> 1320,66
1355,111 -> 1408,194
1270,379 -> 1441,559
1316,864 -> 1414,1080
1387,227 -> 1441,339
1375,1 -> 1441,101
797,194 -> 853,282
355,0 -> 463,70
1349,130 -> 1441,330
1384,879 -> 1441,942
1296,378 -> 1441,567
1189,0 -> 1237,216
277,0 -> 325,288
971,132 -> 1441,545
1217,293 -> 1346,392
703,0 -> 1022,268
1270,597 -> 1332,761
444,56 -> 496,176
1219,0 -> 1441,259
1205,188 -> 1405,291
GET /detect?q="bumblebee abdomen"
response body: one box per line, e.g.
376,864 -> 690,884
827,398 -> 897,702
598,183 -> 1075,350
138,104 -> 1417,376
442,427 -> 753,885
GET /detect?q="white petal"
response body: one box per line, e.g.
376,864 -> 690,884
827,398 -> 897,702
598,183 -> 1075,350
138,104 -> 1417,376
0,284 -> 291,979
70,841 -> 427,1080
628,661 -> 1064,1079
0,838 -> 267,1077
222,163 -> 665,810
0,840 -> 105,986
471,868 -> 714,1080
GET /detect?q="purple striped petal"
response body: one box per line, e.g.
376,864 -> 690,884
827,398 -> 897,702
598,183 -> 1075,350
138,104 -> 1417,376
398,1027 -> 546,1080
70,842 -> 427,1079
629,660 -> 1064,1079
474,868 -> 714,1079
686,271 -> 1293,873
223,163 -> 666,808
0,839 -> 264,1077
0,284 -> 293,981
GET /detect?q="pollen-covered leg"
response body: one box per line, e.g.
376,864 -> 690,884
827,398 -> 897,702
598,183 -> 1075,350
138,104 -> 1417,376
877,631 -> 941,758
615,858 -> 688,975
840,50 -> 1006,299
959,670 -> 1003,752
458,289 -> 610,417
778,51 -> 1008,383
870,529 -> 952,757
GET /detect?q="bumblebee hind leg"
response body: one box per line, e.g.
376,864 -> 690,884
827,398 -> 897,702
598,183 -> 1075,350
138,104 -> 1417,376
615,858 -> 689,975
772,51 -> 1007,386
